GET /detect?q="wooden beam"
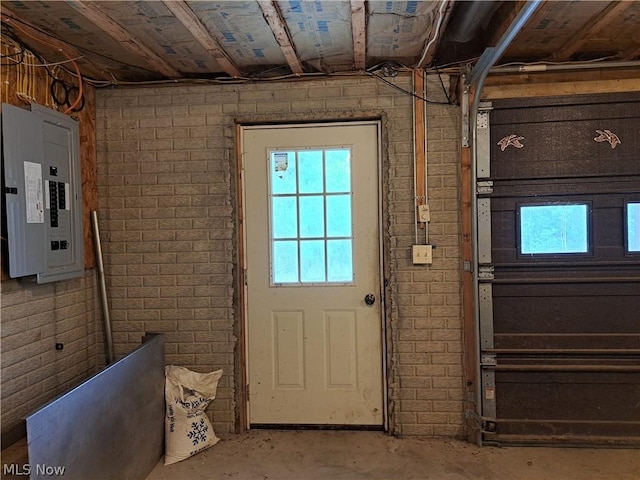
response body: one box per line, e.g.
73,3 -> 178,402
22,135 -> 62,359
257,0 -> 303,75
350,0 -> 366,70
482,77 -> 640,100
553,2 -> 634,61
235,122 -> 248,433
417,0 -> 455,68
67,0 -> 180,78
162,1 -> 242,77
460,84 -> 477,442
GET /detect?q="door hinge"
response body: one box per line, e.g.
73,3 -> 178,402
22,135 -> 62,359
477,112 -> 489,130
481,353 -> 497,367
477,180 -> 493,194
478,265 -> 494,281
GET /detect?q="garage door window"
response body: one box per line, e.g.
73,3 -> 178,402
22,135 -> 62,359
518,203 -> 590,255
626,202 -> 640,253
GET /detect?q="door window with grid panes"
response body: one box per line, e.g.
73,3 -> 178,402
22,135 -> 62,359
268,148 -> 353,285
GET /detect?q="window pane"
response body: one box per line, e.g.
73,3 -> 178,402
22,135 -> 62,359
327,240 -> 353,282
272,196 -> 298,238
628,202 -> 640,252
299,195 -> 324,238
273,241 -> 299,283
326,194 -> 352,237
300,240 -> 326,282
520,204 -> 589,254
298,151 -> 324,193
271,151 -> 297,194
325,149 -> 351,193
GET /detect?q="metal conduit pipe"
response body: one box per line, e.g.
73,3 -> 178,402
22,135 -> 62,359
465,0 -> 543,445
91,211 -> 116,364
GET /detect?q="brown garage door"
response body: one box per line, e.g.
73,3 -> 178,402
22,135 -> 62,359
477,92 -> 640,445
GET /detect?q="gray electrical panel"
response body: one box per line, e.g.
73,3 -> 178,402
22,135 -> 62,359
2,103 -> 84,283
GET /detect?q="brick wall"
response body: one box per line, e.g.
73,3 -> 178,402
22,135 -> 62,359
1,272 -> 99,445
96,74 -> 463,436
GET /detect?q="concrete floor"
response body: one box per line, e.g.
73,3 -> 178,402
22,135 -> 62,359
146,430 -> 640,480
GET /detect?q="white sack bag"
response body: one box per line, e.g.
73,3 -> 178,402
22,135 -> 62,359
164,365 -> 223,465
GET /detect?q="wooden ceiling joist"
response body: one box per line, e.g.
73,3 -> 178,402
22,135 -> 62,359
553,1 -> 635,62
162,1 -> 242,78
350,0 -> 366,70
257,0 -> 303,75
67,0 -> 180,78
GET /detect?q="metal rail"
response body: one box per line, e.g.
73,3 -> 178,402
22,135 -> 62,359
484,348 -> 640,355
491,365 -> 640,372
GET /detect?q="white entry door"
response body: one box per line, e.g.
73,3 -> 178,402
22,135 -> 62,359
243,122 -> 384,425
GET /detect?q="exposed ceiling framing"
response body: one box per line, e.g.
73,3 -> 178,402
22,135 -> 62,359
0,1 -> 638,84
66,0 -> 180,78
162,0 -> 243,77
350,0 -> 367,71
257,0 -> 303,75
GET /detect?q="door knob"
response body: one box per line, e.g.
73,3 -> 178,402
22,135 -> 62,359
364,294 -> 376,306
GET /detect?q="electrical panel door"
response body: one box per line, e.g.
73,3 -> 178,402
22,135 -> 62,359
2,103 -> 84,283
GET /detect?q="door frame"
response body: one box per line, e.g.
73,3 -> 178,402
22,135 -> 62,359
235,119 -> 388,431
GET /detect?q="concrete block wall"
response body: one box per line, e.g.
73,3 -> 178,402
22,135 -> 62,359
95,74 -> 463,436
0,272 -> 99,444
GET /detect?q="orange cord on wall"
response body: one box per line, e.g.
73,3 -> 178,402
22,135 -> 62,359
3,14 -> 84,114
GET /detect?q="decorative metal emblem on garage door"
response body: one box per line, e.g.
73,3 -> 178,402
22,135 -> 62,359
594,129 -> 621,149
497,134 -> 525,151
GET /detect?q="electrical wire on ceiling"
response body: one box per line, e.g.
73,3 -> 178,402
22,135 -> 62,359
365,69 -> 452,105
417,0 -> 449,68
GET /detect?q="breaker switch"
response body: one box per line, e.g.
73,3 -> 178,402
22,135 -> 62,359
51,241 -> 60,251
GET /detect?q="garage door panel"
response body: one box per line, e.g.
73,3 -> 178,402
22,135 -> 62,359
490,192 -> 640,265
496,372 -> 640,422
489,92 -> 640,123
490,179 -> 640,198
491,122 -> 638,176
491,421 -> 640,440
494,334 -> 640,350
493,290 -> 640,335
480,93 -> 640,445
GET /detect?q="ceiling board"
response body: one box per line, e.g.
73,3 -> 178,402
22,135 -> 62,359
279,0 -> 355,71
1,1 -> 638,84
188,1 -> 286,70
367,0 -> 441,64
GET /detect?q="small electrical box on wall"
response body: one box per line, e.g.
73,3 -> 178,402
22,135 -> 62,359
412,245 -> 433,264
2,103 -> 84,283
